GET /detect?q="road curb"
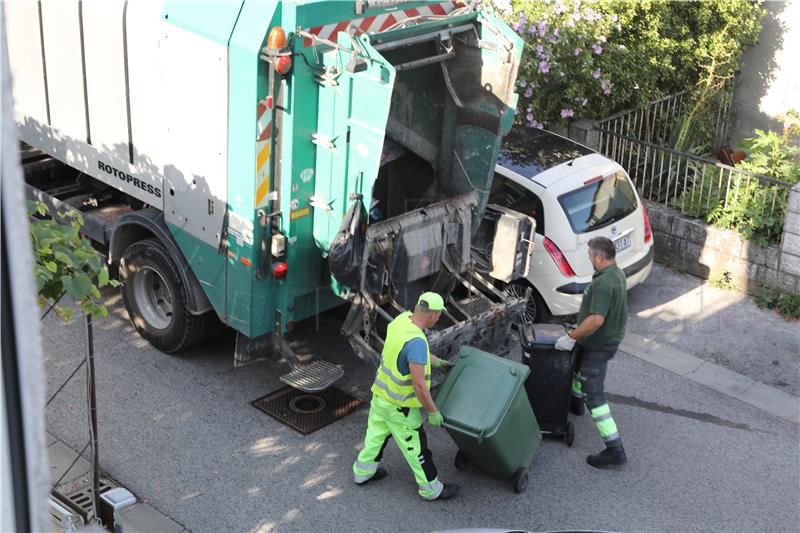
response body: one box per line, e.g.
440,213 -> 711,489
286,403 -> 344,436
621,332 -> 800,424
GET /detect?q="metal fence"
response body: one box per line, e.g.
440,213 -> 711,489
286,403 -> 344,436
596,87 -> 733,153
596,129 -> 792,243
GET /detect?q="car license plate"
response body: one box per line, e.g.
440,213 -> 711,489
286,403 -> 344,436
613,234 -> 632,252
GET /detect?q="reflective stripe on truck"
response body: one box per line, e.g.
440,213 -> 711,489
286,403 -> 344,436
302,1 -> 465,46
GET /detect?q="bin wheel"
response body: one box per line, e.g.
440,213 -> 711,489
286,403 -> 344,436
565,420 -> 575,447
512,467 -> 529,494
454,450 -> 469,471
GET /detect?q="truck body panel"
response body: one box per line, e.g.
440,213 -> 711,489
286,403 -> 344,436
9,0 -> 529,371
83,0 -> 130,163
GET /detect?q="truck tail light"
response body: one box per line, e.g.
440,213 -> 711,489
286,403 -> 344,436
275,55 -> 292,75
543,237 -> 576,277
273,261 -> 288,279
642,204 -> 652,243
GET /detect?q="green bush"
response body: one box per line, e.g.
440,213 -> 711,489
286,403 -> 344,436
675,115 -> 799,245
736,113 -> 800,184
498,0 -> 763,128
28,201 -> 119,320
754,287 -> 800,320
706,180 -> 788,246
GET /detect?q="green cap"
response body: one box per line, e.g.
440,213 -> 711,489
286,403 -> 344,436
417,292 -> 445,312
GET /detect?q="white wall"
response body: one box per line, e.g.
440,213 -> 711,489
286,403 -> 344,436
732,0 -> 800,143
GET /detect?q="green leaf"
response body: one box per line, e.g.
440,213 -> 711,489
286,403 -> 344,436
73,249 -> 96,262
45,261 -> 58,273
61,273 -> 93,300
98,267 -> 110,287
53,251 -> 73,266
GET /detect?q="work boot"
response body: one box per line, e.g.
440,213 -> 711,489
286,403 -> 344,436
356,467 -> 388,486
569,396 -> 585,416
587,446 -> 627,469
435,483 -> 459,500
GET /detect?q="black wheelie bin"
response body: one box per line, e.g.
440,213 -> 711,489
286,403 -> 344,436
435,346 -> 541,493
522,334 -> 578,446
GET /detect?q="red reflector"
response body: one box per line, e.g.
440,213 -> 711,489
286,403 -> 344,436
273,262 -> 288,279
642,204 -> 653,243
265,95 -> 273,109
584,174 -> 604,185
543,237 -> 576,277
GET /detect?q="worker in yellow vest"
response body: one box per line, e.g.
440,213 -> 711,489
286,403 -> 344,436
352,292 -> 459,500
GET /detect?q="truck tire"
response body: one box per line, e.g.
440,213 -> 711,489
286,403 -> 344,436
119,238 -> 213,353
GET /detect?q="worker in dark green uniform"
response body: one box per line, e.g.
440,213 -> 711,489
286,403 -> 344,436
352,292 -> 459,500
556,237 -> 628,468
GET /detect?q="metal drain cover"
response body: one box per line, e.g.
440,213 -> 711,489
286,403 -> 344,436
279,360 -> 344,392
252,386 -> 362,434
53,476 -> 115,524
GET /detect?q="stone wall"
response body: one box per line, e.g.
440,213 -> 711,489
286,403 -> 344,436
780,183 -> 800,291
645,186 -> 800,295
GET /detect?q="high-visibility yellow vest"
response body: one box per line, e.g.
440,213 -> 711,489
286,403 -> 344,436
371,311 -> 431,407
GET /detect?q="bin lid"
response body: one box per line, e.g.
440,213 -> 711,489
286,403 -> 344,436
435,346 -> 530,440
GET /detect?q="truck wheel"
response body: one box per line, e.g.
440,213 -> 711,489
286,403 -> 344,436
119,238 -> 212,353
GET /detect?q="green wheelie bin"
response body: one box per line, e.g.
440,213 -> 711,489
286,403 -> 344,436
435,346 -> 541,493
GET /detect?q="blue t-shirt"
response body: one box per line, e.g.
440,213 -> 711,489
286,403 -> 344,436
397,338 -> 428,375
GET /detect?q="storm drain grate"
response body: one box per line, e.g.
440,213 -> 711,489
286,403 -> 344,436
252,386 -> 363,435
53,478 -> 115,523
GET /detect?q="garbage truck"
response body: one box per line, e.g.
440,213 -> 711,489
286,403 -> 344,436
6,0 -> 533,391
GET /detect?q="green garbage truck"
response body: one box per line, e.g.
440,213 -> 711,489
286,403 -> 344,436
8,0 -> 533,391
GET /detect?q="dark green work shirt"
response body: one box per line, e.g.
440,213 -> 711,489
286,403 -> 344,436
577,264 -> 627,350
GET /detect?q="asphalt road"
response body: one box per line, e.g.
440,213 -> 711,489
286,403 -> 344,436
42,290 -> 799,533
626,263 -> 800,396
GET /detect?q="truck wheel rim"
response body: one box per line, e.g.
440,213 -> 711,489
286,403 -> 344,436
133,266 -> 173,330
506,284 -> 536,325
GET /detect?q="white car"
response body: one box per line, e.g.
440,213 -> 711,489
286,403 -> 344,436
491,127 -> 654,323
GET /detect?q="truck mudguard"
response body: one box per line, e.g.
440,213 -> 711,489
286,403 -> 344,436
108,209 -> 213,315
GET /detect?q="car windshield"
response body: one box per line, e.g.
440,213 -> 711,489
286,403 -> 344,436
498,127 -> 594,179
558,172 -> 638,233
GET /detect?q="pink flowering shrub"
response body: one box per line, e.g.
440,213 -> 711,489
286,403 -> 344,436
506,0 -> 617,128
499,1 -> 763,130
